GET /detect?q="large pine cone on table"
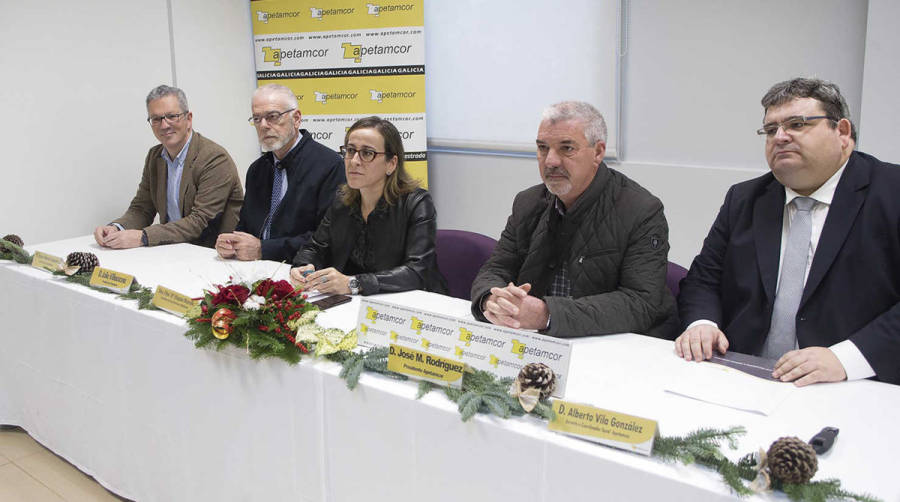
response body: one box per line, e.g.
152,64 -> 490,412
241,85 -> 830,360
516,362 -> 557,399
65,252 -> 100,275
767,436 -> 818,485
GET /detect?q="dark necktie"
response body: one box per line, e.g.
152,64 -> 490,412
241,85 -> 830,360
263,161 -> 284,239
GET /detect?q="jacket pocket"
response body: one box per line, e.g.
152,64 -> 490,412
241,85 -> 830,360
576,248 -> 618,263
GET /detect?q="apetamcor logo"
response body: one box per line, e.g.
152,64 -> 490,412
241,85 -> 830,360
366,3 -> 415,16
458,327 -> 507,349
311,6 -> 355,20
314,91 -> 358,104
410,316 -> 453,336
257,10 -> 301,23
364,306 -> 405,325
511,338 -> 564,361
261,46 -> 329,67
369,89 -> 417,103
341,42 -> 413,63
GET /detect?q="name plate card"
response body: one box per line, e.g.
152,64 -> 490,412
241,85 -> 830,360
31,251 -> 63,272
548,400 -> 658,456
89,267 -> 134,294
386,344 -> 465,388
151,285 -> 197,316
355,298 -> 572,396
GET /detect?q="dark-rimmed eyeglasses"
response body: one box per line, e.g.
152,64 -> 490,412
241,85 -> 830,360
248,108 -> 296,126
147,111 -> 189,126
340,146 -> 388,162
757,115 -> 836,137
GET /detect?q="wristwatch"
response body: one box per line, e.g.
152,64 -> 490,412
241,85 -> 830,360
348,276 -> 360,295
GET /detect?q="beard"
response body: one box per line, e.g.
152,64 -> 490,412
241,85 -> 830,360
542,167 -> 572,196
259,129 -> 295,153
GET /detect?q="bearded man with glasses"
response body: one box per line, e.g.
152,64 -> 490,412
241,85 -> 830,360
216,84 -> 344,262
93,85 -> 243,248
677,77 -> 900,386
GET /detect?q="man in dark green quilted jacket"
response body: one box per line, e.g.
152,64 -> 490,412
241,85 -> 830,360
471,101 -> 678,339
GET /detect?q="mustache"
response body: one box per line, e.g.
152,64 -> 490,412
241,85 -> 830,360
543,167 -> 569,178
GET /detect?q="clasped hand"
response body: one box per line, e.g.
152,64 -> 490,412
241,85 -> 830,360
290,265 -> 351,295
483,282 -> 549,330
93,225 -> 143,249
215,232 -> 262,261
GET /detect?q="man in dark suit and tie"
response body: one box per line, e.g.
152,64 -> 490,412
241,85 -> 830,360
676,77 -> 900,386
216,84 -> 344,262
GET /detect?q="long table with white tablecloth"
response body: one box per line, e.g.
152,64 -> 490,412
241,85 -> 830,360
1,236 -> 896,501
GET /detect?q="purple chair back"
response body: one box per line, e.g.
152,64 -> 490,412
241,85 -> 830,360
435,229 -> 498,300
666,261 -> 689,299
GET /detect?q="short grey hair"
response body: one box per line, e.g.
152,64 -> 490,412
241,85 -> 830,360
761,77 -> 856,142
146,85 -> 189,112
541,101 -> 608,145
253,84 -> 299,110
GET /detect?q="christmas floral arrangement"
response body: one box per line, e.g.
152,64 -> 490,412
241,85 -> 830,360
183,278 -> 351,364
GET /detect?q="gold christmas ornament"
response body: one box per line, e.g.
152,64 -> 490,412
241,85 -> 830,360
211,308 -> 236,340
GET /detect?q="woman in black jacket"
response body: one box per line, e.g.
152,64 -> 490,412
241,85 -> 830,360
289,116 -> 447,296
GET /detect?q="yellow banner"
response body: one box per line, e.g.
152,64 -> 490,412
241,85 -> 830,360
151,285 -> 197,316
252,1 -> 423,35
386,344 -> 464,388
89,267 -> 134,294
264,75 -> 425,115
548,400 -> 657,456
30,251 -> 63,272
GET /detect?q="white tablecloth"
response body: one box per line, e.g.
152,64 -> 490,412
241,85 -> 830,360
1,236 -> 897,501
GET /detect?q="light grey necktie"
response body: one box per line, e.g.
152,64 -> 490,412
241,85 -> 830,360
762,196 -> 816,359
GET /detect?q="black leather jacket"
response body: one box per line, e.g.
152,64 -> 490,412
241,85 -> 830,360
292,188 -> 448,296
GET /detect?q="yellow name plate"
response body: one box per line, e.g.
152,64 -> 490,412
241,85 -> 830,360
31,251 -> 63,272
151,285 -> 197,316
548,400 -> 657,456
386,344 -> 464,388
89,267 -> 134,294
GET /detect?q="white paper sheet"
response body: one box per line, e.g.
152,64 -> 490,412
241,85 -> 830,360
665,360 -> 796,415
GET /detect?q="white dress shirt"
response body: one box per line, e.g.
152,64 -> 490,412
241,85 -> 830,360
688,161 -> 875,380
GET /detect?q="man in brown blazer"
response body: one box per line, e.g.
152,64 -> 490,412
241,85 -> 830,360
93,85 -> 243,248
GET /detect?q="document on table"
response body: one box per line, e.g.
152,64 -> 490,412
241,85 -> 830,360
665,360 -> 795,415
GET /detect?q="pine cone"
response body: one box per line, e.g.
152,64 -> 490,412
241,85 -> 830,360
0,234 -> 24,253
516,362 -> 556,399
767,436 -> 818,485
65,251 -> 100,275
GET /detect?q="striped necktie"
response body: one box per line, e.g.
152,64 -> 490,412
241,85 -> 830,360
263,161 -> 284,239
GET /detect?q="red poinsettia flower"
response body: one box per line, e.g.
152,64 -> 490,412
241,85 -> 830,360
210,284 -> 250,306
255,279 -> 296,300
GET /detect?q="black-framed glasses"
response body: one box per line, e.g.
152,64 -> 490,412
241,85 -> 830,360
756,115 -> 836,137
340,145 -> 388,162
147,111 -> 189,126
248,108 -> 296,126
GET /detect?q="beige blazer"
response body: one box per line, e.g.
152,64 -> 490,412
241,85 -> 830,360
112,131 -> 243,247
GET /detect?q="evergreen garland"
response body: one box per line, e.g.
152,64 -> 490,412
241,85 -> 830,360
53,270 -> 159,310
652,427 -> 754,495
777,479 -> 879,502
